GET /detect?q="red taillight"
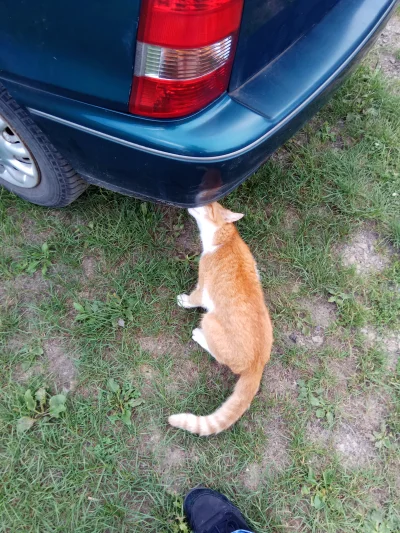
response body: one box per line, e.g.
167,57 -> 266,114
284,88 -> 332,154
137,0 -> 243,48
129,0 -> 244,119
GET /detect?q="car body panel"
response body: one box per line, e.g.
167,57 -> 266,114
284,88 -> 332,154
230,0 -> 339,90
0,0 -> 139,110
0,0 -> 398,206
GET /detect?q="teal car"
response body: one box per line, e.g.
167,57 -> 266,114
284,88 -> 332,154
0,0 -> 397,207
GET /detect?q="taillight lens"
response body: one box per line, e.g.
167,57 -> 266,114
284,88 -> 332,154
129,0 -> 244,119
137,0 -> 243,49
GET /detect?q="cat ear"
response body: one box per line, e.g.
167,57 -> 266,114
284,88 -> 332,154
223,210 -> 244,223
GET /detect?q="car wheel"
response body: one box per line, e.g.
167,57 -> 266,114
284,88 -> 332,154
0,85 -> 87,207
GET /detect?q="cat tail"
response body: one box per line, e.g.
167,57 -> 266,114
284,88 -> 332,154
168,365 -> 263,436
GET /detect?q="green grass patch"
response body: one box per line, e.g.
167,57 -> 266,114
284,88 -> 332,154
1,60 -> 400,532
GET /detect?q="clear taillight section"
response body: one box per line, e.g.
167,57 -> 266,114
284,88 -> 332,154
129,0 -> 244,119
134,37 -> 232,80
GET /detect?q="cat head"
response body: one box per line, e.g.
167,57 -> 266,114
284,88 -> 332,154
188,202 -> 244,226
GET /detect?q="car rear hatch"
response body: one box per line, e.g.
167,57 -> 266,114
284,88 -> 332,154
229,0 -> 397,121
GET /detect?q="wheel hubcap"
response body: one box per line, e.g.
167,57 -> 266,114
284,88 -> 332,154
0,115 -> 40,188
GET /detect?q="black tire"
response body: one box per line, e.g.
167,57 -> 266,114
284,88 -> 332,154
0,84 -> 87,207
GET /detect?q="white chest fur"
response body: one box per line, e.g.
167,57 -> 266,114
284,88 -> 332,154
198,218 -> 218,254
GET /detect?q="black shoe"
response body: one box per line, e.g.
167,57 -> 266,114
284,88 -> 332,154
183,486 -> 251,533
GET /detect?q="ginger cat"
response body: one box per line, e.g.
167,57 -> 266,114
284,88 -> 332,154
169,202 -> 273,436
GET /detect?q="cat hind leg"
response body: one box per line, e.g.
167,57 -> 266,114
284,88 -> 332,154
201,314 -> 244,373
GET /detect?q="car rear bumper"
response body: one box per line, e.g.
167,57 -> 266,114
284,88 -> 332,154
1,0 -> 398,207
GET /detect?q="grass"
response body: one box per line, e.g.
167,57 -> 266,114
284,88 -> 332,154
1,57 -> 400,532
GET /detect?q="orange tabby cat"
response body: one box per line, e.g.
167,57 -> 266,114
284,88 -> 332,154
169,202 -> 273,436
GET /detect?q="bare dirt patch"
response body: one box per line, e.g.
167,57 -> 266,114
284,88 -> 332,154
137,417 -> 190,493
6,272 -> 50,304
81,256 -> 97,278
288,328 -> 327,349
175,224 -> 199,259
307,391 -> 390,469
286,297 -> 337,350
173,358 -> 200,392
14,338 -> 78,393
241,411 -> 291,490
136,363 -> 161,398
388,457 -> 400,499
136,441 -> 191,495
360,326 -> 400,371
0,281 -> 7,302
262,360 -> 301,401
340,230 -> 391,275
373,14 -> 400,79
332,425 -> 377,468
241,463 -> 263,491
157,446 -> 189,493
326,356 -> 358,394
136,335 -> 200,396
43,339 -> 78,393
307,420 -> 331,447
341,392 -> 389,434
160,206 -> 199,258
301,298 -> 337,329
138,334 -> 189,358
327,121 -> 356,151
135,418 -> 164,465
81,250 -> 108,280
13,361 -> 45,385
270,146 -> 291,168
16,213 -> 55,246
283,207 -> 301,232
139,422 -> 163,452
307,419 -> 377,469
261,414 -> 291,474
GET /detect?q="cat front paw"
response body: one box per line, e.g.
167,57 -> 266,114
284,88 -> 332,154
192,328 -> 211,353
177,294 -> 191,308
191,327 -> 203,343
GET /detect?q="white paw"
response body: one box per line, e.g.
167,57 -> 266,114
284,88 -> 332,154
192,328 -> 214,357
192,327 -> 210,349
192,327 -> 203,342
177,294 -> 191,308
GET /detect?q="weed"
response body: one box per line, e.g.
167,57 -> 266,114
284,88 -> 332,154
14,242 -> 53,276
298,379 -> 335,425
317,122 -> 337,143
73,292 -> 145,333
17,342 -> 44,371
106,378 -> 144,426
363,509 -> 400,533
169,497 -> 190,533
16,386 -> 67,434
370,422 -> 393,450
300,467 -> 338,511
